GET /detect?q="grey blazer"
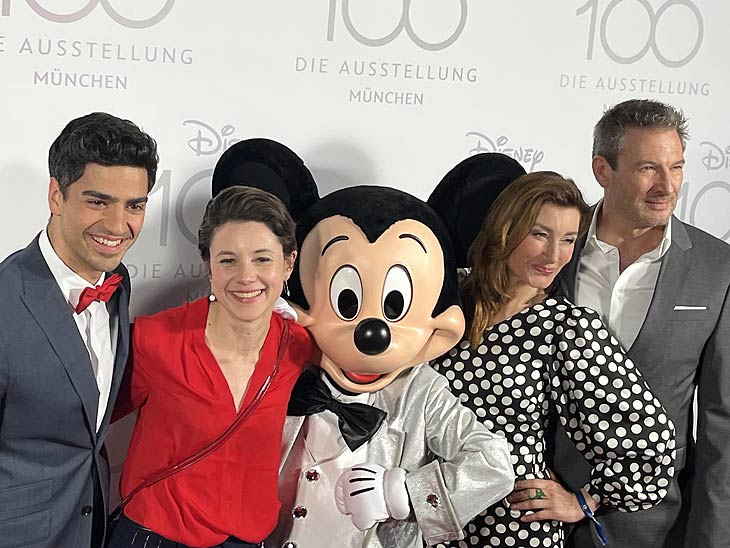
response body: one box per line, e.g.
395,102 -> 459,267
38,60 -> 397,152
0,235 -> 131,548
270,364 -> 515,548
553,217 -> 730,548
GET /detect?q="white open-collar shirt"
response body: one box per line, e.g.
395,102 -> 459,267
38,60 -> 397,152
576,202 -> 672,350
39,229 -> 117,432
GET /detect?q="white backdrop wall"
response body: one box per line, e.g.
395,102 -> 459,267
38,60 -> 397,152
1,0 -> 728,502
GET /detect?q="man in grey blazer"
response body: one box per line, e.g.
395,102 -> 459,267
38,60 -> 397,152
553,99 -> 730,548
0,113 -> 158,548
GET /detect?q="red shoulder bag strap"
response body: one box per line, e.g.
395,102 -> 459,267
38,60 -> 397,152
109,320 -> 290,521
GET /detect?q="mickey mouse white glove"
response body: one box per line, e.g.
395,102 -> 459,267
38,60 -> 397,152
335,463 -> 410,530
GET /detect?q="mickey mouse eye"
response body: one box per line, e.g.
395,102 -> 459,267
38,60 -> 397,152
330,265 -> 362,321
382,265 -> 412,322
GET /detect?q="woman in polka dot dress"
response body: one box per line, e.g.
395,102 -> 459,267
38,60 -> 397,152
432,171 -> 675,548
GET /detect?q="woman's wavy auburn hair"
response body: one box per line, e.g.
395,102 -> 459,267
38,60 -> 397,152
464,171 -> 590,347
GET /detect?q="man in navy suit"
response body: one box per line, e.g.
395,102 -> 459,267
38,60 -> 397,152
554,99 -> 730,548
0,113 -> 158,548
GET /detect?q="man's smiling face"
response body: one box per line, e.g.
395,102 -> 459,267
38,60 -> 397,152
47,163 -> 149,283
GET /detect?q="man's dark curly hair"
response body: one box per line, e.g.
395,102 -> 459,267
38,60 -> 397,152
48,112 -> 159,194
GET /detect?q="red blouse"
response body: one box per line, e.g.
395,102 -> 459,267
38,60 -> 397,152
114,298 -> 311,546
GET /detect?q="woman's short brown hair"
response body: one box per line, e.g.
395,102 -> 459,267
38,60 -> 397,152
198,185 -> 296,263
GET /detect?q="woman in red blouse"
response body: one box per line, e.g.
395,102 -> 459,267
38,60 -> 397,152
109,186 -> 312,548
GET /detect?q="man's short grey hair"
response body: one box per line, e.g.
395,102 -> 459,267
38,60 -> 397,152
593,99 -> 689,169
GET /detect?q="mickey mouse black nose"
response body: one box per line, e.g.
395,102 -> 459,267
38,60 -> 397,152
354,318 -> 391,355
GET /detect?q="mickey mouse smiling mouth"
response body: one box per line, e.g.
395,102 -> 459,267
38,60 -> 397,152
342,366 -> 385,384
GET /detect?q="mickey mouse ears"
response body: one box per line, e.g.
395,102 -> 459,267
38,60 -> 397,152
211,138 -> 319,222
428,153 -> 526,268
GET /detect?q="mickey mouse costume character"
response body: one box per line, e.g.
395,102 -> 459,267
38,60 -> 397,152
267,183 -> 515,548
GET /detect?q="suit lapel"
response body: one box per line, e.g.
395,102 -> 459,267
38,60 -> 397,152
555,204 -> 596,300
557,232 -> 586,300
19,240 -> 99,435
366,386 -> 406,468
366,420 -> 405,468
631,218 -> 692,354
97,270 -> 131,440
362,420 -> 405,548
279,416 -> 306,474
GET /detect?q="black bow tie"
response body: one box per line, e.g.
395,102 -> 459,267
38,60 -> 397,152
287,368 -> 387,451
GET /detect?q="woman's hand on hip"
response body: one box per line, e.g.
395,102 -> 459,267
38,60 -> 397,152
506,471 -> 598,523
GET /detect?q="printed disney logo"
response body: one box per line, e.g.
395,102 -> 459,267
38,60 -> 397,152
466,131 -> 545,172
699,141 -> 730,172
183,120 -> 240,157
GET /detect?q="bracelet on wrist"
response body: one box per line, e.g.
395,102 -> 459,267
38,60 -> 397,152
575,490 -> 607,546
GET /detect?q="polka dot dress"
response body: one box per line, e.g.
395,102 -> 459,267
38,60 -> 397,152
432,297 -> 676,548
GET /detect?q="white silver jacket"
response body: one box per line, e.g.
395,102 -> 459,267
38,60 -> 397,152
269,364 -> 515,548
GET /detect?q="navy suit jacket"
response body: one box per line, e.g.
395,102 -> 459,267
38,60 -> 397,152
553,217 -> 730,548
0,235 -> 131,548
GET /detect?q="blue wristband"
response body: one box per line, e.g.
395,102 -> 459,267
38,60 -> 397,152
575,490 -> 607,546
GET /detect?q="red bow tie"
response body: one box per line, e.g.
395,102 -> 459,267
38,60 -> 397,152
75,273 -> 123,314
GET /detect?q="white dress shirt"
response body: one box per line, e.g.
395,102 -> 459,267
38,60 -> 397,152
39,230 -> 117,432
576,203 -> 672,350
